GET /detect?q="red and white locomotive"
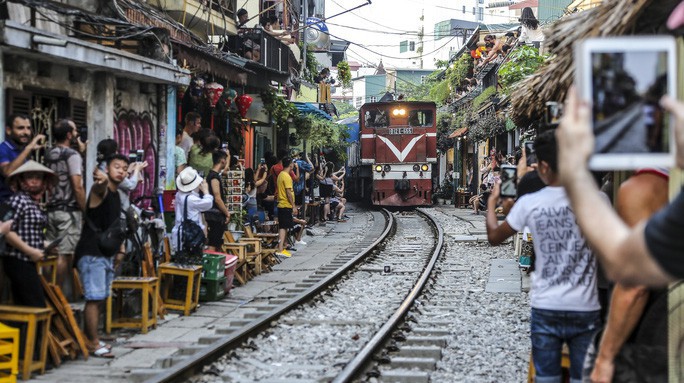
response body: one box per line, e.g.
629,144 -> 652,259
354,101 -> 437,207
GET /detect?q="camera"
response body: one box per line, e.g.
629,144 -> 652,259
136,150 -> 144,163
79,125 -> 88,141
500,165 -> 517,198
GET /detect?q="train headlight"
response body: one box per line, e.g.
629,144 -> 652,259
384,165 -> 391,172
421,164 -> 429,171
375,165 -> 382,172
399,109 -> 406,116
412,164 -> 420,171
392,108 -> 406,116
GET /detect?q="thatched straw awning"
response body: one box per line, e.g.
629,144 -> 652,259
509,0 -> 681,128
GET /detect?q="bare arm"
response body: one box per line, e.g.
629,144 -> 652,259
0,134 -> 45,177
70,174 -> 86,212
5,231 -> 43,262
210,178 -> 230,219
556,88 -> 674,286
485,181 -> 516,245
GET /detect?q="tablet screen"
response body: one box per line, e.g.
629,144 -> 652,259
590,50 -> 669,154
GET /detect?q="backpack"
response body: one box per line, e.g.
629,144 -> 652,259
175,195 -> 205,264
85,210 -> 127,258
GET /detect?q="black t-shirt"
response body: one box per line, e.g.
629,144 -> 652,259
206,170 -> 225,211
75,188 -> 121,259
644,188 -> 684,278
516,171 -> 546,199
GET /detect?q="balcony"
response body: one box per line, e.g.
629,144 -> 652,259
227,28 -> 298,75
152,0 -> 238,39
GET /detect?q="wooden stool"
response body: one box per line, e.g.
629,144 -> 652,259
106,277 -> 158,334
35,257 -> 57,285
527,348 -> 571,382
0,323 -> 19,382
0,305 -> 52,381
158,264 -> 202,316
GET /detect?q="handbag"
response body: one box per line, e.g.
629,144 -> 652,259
85,213 -> 127,257
176,195 -> 206,264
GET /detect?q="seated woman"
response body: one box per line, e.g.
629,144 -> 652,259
468,183 -> 490,215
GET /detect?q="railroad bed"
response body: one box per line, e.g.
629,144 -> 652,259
30,206 -> 530,383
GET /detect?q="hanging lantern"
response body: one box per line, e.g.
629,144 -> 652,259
235,94 -> 253,119
205,82 -> 224,108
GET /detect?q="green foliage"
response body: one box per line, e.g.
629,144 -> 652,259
301,115 -> 350,161
498,45 -> 548,90
336,61 -> 352,88
395,70 -> 441,102
333,101 -> 356,119
467,113 -> 506,142
472,86 -> 497,109
260,89 -> 300,131
434,59 -> 449,68
300,44 -> 320,83
428,54 -> 472,105
435,112 -> 455,153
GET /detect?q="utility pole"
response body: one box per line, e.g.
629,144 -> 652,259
302,0 -> 308,78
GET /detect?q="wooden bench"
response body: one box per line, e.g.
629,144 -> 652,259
158,264 -> 202,316
106,277 -> 158,334
0,305 -> 52,380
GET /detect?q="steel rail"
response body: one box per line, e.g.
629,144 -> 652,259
145,209 -> 394,383
332,208 -> 445,383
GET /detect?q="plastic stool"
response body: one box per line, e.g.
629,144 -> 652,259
0,323 -> 19,383
158,264 -> 202,316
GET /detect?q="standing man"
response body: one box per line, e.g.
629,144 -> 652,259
0,114 -> 45,202
74,154 -> 129,357
237,8 -> 249,27
45,119 -> 86,298
293,152 -> 313,215
275,157 -> 296,258
485,130 -> 601,382
179,112 -> 201,157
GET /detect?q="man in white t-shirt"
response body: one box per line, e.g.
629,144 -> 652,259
485,130 -> 601,383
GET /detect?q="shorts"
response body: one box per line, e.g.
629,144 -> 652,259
206,219 -> 226,248
77,255 -> 114,301
330,201 -> 339,210
319,184 -> 333,198
46,210 -> 82,255
277,207 -> 294,229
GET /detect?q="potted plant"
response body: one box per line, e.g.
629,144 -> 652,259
440,178 -> 454,205
228,208 -> 246,240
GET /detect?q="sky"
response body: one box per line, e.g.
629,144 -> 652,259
324,0 -> 472,69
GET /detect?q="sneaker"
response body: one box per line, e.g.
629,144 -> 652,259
276,250 -> 292,258
295,240 -> 307,246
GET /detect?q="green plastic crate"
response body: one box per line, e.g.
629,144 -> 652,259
202,252 -> 226,280
199,276 -> 226,301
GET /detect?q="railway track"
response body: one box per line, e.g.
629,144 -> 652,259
137,209 -> 445,383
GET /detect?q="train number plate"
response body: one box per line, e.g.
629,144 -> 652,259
388,127 -> 413,135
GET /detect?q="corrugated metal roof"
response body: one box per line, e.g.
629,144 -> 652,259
448,127 -> 468,138
292,102 -> 333,120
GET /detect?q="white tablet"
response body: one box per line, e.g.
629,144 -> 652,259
575,36 -> 677,170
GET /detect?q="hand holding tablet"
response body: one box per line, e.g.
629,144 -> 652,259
575,36 -> 677,170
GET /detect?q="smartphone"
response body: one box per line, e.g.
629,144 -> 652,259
79,125 -> 88,141
128,151 -> 137,163
524,141 -> 537,166
260,158 -> 265,164
0,203 -> 14,222
221,143 -> 228,150
544,101 -> 563,127
500,165 -> 517,198
136,150 -> 144,163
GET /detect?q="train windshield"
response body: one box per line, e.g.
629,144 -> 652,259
408,110 -> 434,127
363,108 -> 389,128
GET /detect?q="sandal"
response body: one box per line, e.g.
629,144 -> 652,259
91,345 -> 115,358
99,341 -> 112,351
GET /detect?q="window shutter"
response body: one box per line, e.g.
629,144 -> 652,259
69,98 -> 88,128
6,88 -> 33,118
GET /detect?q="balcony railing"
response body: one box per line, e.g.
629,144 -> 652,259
228,28 -> 292,73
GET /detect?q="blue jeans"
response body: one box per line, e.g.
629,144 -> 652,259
530,308 -> 601,383
77,255 -> 114,301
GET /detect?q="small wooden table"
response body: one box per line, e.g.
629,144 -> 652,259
456,191 -> 472,209
0,305 -> 52,380
106,277 -> 158,334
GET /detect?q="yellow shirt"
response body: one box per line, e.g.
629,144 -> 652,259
276,170 -> 293,209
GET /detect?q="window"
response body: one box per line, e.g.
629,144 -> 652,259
409,41 -> 415,51
369,96 -> 377,103
363,108 -> 389,128
472,7 -> 476,15
478,7 -> 483,21
462,5 -> 465,14
355,96 -> 363,108
420,75 -> 427,84
399,40 -> 408,53
407,110 -> 434,127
